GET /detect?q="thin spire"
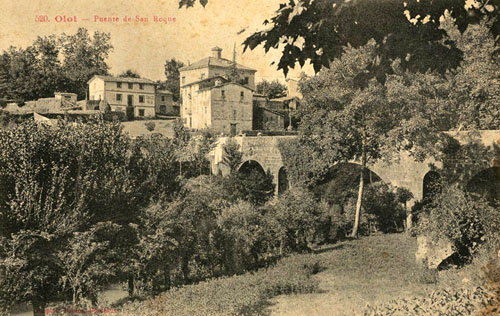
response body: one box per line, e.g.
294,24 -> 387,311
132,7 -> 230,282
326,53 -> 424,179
232,42 -> 236,65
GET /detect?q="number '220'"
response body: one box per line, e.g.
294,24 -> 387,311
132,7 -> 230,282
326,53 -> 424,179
35,15 -> 50,22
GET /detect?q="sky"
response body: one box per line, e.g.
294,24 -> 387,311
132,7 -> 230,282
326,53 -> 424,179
0,0 -> 314,83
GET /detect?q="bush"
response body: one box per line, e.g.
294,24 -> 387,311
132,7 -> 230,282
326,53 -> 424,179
267,187 -> 330,254
217,201 -> 276,273
364,286 -> 496,316
119,254 -> 322,316
342,183 -> 405,236
418,185 -> 500,264
144,121 -> 156,132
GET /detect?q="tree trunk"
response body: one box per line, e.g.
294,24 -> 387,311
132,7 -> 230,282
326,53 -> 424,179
164,268 -> 171,290
32,299 -> 46,316
405,202 -> 412,235
351,135 -> 367,238
181,257 -> 190,283
128,274 -> 134,297
351,168 -> 364,238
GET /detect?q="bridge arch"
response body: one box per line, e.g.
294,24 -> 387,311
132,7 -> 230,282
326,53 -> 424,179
423,170 -> 442,200
465,166 -> 500,203
278,167 -> 289,195
238,159 -> 267,175
314,162 -> 384,204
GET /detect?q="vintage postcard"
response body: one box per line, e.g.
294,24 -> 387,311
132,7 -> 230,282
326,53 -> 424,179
0,0 -> 499,315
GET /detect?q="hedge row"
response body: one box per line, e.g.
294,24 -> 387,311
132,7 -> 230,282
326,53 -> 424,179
118,254 -> 322,316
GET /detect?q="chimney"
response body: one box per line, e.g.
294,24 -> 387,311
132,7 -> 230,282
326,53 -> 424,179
211,46 -> 222,59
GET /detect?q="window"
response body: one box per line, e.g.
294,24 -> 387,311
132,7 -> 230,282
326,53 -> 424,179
64,95 -> 71,99
117,82 -> 122,88
128,83 -> 133,89
240,91 -> 244,100
233,109 -> 237,119
182,76 -> 185,84
160,105 -> 166,113
221,90 -> 225,100
139,83 -> 144,90
188,93 -> 191,100
200,73 -> 205,80
116,93 -> 122,101
243,77 -> 249,84
161,96 -> 165,102
139,109 -> 145,116
139,95 -> 144,103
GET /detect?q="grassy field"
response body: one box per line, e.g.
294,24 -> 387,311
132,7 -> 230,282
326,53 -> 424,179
118,233 -> 478,316
13,233 -> 481,316
269,233 -> 441,316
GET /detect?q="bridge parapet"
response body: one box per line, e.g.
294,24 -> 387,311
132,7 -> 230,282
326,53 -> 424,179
209,131 -> 500,201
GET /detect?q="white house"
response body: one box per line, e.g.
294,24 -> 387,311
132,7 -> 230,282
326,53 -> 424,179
87,75 -> 157,117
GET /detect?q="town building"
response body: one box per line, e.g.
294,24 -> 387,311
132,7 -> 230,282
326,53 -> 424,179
54,92 -> 78,104
87,75 -> 157,117
179,47 -> 257,134
155,90 -> 177,115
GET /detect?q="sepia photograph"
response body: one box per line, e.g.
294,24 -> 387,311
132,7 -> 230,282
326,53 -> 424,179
0,0 -> 499,315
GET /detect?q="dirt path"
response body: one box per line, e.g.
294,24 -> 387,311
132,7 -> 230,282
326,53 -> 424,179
268,234 -> 437,316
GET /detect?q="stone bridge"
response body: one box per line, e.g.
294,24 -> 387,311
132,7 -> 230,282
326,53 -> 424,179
209,131 -> 500,205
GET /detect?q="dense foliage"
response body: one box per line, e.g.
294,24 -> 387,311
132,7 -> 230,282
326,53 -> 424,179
181,0 -> 498,77
255,79 -> 287,99
120,254 -> 322,316
418,185 -> 500,264
364,286 -> 497,316
0,28 -> 112,102
0,119 -> 181,314
163,58 -> 185,102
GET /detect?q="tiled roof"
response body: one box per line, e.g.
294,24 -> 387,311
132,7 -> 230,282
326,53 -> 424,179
157,90 -> 173,95
181,76 -> 228,88
88,75 -> 157,84
179,57 -> 256,72
200,82 -> 254,92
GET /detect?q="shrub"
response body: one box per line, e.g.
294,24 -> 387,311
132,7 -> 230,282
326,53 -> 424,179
118,254 -> 322,316
364,286 -> 496,316
217,201 -> 275,273
418,184 -> 500,264
144,121 -> 156,132
267,187 -> 330,254
342,183 -> 405,235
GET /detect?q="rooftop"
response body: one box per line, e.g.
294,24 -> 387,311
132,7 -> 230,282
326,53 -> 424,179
181,75 -> 228,88
199,81 -> 254,92
88,75 -> 157,85
157,90 -> 173,95
179,57 -> 256,72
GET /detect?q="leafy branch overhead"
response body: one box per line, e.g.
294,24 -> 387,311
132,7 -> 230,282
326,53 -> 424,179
179,0 -> 499,76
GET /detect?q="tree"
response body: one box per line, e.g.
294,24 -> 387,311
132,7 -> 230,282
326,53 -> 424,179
57,222 -> 119,305
180,0 -> 500,83
269,187 -> 327,254
164,58 -> 185,102
256,79 -> 287,99
298,40 -> 402,238
443,17 -> 500,130
118,69 -> 141,78
59,28 -> 113,99
0,36 -> 65,102
0,119 -> 136,314
181,0 -> 500,77
220,138 -> 243,173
